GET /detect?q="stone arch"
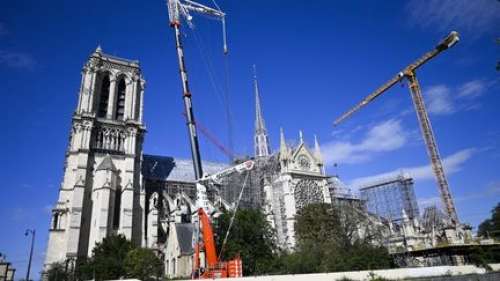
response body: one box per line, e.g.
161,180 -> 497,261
96,71 -> 112,118
114,73 -> 128,120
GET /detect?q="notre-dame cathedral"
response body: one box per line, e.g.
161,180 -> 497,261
44,48 -> 334,278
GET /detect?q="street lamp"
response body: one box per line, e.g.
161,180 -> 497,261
24,229 -> 35,281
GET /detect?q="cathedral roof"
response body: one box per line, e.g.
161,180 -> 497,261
142,154 -> 228,182
96,155 -> 117,171
175,223 -> 194,255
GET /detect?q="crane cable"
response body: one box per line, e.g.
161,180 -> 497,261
189,27 -> 226,108
218,171 -> 250,260
186,8 -> 235,162
222,45 -> 235,162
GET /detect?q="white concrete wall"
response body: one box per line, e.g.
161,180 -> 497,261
175,263 -> 500,281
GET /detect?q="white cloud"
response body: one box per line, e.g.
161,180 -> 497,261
423,80 -> 493,116
458,80 -> 487,99
322,119 -> 407,165
349,148 -> 476,188
0,50 -> 36,70
425,85 -> 455,115
454,181 -> 500,203
406,0 -> 500,36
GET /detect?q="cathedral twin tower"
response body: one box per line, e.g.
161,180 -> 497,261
45,47 -> 146,266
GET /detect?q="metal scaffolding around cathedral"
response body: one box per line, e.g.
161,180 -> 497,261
359,173 -> 420,224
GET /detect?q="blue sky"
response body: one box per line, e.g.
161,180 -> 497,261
1,0 -> 499,279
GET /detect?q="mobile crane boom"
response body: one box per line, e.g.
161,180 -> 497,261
166,0 -> 227,180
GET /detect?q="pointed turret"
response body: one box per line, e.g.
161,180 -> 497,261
314,135 -> 325,175
280,127 -> 288,157
299,130 -> 304,144
253,65 -> 271,157
314,135 -> 322,162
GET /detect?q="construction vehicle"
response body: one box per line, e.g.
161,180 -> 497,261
334,31 -> 460,225
193,160 -> 254,278
193,207 -> 242,279
165,1 -> 250,278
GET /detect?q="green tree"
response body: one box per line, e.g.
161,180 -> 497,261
77,234 -> 134,281
214,208 -> 278,275
46,262 -> 71,281
292,203 -> 394,273
124,248 -> 164,281
478,203 -> 500,239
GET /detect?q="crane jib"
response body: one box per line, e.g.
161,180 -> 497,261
332,31 -> 460,225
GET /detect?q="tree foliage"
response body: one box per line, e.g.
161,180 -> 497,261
124,248 -> 164,281
213,204 -> 394,275
214,208 -> 278,275
46,262 -> 71,281
478,203 -> 500,239
74,234 -> 162,281
285,203 -> 394,273
78,234 -> 133,280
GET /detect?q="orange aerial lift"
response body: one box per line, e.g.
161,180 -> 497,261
192,160 -> 254,278
193,208 -> 242,279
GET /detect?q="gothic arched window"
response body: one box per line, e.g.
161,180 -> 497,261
98,75 -> 110,118
52,212 -> 59,230
113,187 -> 121,230
115,78 -> 126,120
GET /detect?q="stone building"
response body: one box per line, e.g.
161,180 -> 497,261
213,72 -> 333,249
43,48 -> 333,278
44,47 -> 146,268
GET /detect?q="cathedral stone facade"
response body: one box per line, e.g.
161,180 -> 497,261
45,47 -> 146,267
44,49 -> 333,277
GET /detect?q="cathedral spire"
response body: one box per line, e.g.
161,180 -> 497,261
314,135 -> 322,162
253,65 -> 270,157
280,127 -> 287,155
299,130 -> 304,144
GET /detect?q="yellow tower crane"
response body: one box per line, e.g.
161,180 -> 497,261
334,31 -> 460,225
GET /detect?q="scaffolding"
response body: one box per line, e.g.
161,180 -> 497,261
359,173 -> 419,224
211,156 -> 281,209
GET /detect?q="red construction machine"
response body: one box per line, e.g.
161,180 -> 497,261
164,0 -> 246,278
192,160 -> 254,278
193,207 -> 242,279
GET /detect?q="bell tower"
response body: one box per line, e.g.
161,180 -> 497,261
44,47 -> 146,269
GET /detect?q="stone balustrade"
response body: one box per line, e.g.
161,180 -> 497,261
92,125 -> 127,154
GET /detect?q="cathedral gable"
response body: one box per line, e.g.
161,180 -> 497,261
290,144 -> 321,174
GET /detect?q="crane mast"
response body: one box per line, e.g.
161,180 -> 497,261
166,0 -> 227,181
334,31 -> 460,225
406,71 -> 458,224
